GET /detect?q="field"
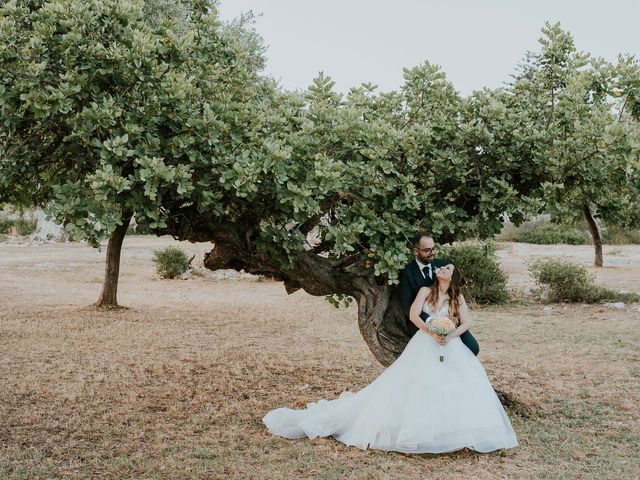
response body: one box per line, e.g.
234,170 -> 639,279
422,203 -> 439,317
1,237 -> 639,479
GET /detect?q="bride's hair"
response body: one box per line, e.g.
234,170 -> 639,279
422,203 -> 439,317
426,263 -> 467,322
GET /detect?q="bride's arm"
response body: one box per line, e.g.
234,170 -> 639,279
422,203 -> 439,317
409,287 -> 437,337
448,294 -> 472,340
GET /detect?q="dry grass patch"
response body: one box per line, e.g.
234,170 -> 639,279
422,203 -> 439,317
1,237 -> 639,479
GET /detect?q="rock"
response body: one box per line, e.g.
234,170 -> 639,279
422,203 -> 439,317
179,268 -> 193,280
205,269 -> 262,281
522,286 -> 534,296
543,306 -> 553,313
29,210 -> 68,242
604,302 -> 625,309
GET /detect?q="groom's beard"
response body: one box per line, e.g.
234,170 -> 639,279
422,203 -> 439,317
424,254 -> 435,263
417,255 -> 435,264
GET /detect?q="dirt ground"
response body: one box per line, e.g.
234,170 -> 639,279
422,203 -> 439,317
1,236 -> 639,479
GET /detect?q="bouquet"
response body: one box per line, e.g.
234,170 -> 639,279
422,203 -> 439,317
426,316 -> 456,362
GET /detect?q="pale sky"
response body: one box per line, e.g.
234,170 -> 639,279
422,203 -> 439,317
217,0 -> 640,96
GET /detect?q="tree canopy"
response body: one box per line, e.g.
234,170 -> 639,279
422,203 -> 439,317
1,0 -> 269,243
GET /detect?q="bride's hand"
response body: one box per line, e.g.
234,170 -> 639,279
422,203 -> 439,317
429,333 -> 446,346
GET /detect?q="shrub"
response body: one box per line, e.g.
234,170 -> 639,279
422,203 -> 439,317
0,215 -> 38,236
0,217 -> 14,234
589,288 -> 640,303
528,259 -> 592,302
153,246 -> 191,279
499,221 -> 588,245
602,226 -> 640,245
14,216 -> 38,236
520,224 -> 588,245
529,259 -> 640,303
440,242 -> 509,304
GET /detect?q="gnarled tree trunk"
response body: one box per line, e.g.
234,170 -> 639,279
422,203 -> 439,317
96,212 -> 132,308
197,224 -> 413,365
583,203 -> 603,267
355,283 -> 411,366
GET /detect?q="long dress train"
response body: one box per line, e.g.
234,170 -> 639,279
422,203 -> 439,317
262,307 -> 518,454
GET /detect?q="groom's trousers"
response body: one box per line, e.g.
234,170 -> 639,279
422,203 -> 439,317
459,330 -> 480,356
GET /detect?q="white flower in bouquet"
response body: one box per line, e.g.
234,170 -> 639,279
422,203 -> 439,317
427,316 -> 456,336
426,315 -> 456,362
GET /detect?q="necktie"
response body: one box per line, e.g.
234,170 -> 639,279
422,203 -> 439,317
422,264 -> 432,279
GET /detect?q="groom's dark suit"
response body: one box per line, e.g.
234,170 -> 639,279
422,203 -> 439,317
399,258 -> 480,356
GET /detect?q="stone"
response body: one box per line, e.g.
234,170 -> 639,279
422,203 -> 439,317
604,302 -> 625,309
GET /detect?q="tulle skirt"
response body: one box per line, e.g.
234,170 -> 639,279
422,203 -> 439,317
262,331 -> 518,454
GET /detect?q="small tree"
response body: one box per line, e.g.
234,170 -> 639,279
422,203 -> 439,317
507,22 -> 640,267
0,0 -> 267,306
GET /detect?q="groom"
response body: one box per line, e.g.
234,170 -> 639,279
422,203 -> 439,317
398,232 -> 480,355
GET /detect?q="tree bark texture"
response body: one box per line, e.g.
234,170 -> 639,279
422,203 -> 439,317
96,212 -> 132,307
582,203 -> 603,267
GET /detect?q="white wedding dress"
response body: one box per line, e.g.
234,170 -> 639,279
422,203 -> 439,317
262,306 -> 518,454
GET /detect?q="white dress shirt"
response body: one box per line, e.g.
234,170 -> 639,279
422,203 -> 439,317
415,258 -> 432,279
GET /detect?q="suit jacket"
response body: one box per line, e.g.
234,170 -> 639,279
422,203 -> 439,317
399,258 -> 450,334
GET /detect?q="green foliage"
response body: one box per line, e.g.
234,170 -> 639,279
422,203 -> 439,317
529,260 -> 593,302
517,225 -> 587,245
244,65 -> 549,283
325,294 -> 354,309
0,217 -> 14,234
602,226 -> 640,245
152,246 -> 191,279
500,219 -> 640,245
0,214 -> 37,235
14,215 -> 37,236
440,242 -> 509,304
499,220 -> 589,245
594,289 -> 640,303
508,23 -> 640,254
0,0 -> 268,247
529,259 -> 640,303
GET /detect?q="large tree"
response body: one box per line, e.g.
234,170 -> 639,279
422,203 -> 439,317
153,67 -> 544,365
507,22 -> 640,266
0,0 -> 268,306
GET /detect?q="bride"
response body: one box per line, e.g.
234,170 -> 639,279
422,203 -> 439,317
262,263 -> 518,454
